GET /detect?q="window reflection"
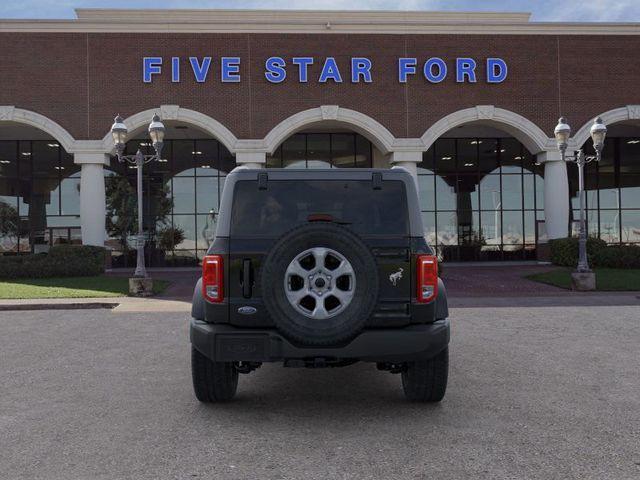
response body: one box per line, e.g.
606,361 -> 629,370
105,138 -> 234,267
0,140 -> 79,254
418,136 -> 544,260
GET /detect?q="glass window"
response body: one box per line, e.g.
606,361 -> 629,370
418,175 -> 435,211
355,134 -> 371,168
196,176 -> 220,214
282,134 -> 306,168
331,134 -> 355,168
457,138 -> 478,173
421,211 -> 436,244
173,140 -> 195,176
500,138 -> 523,174
306,134 -> 331,168
32,141 -> 59,177
502,175 -> 523,210
435,175 -> 456,211
435,139 -> 456,175
502,211 -> 523,247
194,139 -> 218,175
620,138 -> 640,174
60,176 -> 80,215
172,214 -> 197,250
477,139 -> 498,174
172,177 -> 195,214
267,146 -> 282,168
620,175 -> 640,209
419,147 -> 435,172
436,211 -> 457,245
599,210 -> 620,243
479,175 -> 501,212
231,180 -> 409,237
0,141 -> 18,177
621,210 -> 640,243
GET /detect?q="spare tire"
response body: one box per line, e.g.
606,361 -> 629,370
261,222 -> 379,346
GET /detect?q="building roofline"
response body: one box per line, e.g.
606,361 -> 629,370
0,9 -> 639,35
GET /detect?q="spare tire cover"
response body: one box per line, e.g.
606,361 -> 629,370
261,222 -> 379,346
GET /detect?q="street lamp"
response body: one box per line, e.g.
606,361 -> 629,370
110,113 -> 165,279
554,116 -> 607,277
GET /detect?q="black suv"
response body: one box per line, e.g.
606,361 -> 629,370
190,168 -> 450,402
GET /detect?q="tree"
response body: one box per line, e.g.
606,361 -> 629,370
0,201 -> 21,249
105,175 -> 172,251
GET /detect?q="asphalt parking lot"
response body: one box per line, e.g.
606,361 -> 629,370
1,305 -> 639,480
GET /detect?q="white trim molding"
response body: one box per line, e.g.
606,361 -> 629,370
2,10 -> 640,35
0,106 -> 76,153
421,105 -> 553,154
100,105 -> 239,155
571,105 -> 640,149
263,106 -> 397,155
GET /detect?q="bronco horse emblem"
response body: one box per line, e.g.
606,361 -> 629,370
389,268 -> 403,286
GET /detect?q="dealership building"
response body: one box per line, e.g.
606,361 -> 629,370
1,8 -> 640,265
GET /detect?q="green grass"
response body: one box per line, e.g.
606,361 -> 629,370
526,268 -> 640,291
0,276 -> 170,299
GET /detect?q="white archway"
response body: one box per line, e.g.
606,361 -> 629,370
0,106 -> 76,153
100,105 -> 239,154
421,105 -> 553,154
263,105 -> 396,155
572,105 -> 640,148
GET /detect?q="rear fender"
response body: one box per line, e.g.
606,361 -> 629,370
435,278 -> 449,320
191,277 -> 205,320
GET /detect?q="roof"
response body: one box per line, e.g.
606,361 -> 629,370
0,9 -> 638,35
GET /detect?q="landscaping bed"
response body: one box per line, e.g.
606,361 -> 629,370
526,268 -> 640,291
0,276 -> 169,299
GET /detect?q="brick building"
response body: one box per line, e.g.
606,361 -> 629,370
1,9 -> 639,264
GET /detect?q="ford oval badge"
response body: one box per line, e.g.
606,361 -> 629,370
238,306 -> 257,315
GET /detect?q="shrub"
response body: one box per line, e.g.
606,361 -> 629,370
0,245 -> 106,279
550,237 -> 640,269
593,245 -> 640,269
549,237 -> 607,267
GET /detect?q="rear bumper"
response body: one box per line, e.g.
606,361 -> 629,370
190,318 -> 450,363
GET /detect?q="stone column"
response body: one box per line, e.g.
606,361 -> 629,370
389,150 -> 422,187
235,151 -> 266,169
75,152 -> 110,246
538,151 -> 569,240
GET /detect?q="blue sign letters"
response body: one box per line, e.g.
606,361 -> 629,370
142,56 -> 508,84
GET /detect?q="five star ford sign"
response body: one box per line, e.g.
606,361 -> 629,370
142,57 -> 508,84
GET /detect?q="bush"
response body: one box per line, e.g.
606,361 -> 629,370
549,237 -> 607,267
0,245 -> 106,279
550,237 -> 640,269
593,245 -> 640,269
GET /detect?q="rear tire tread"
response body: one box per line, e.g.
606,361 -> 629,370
401,347 -> 449,402
191,347 -> 238,402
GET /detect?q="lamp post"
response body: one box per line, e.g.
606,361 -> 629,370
553,116 -> 607,287
110,114 -> 165,281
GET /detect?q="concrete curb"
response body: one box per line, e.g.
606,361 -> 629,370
0,302 -> 120,312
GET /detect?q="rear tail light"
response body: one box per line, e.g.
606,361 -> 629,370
416,255 -> 438,303
202,255 -> 224,303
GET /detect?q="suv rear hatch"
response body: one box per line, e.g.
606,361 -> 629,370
226,172 -> 412,327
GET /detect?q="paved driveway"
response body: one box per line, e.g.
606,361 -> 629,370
1,306 -> 639,480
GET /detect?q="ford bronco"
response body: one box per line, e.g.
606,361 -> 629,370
190,167 -> 450,402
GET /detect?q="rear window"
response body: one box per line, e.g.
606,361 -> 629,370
230,179 -> 408,236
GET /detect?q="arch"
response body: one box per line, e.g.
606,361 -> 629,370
421,106 -> 552,154
100,105 -> 239,155
0,106 -> 76,153
263,106 -> 396,155
572,105 -> 640,148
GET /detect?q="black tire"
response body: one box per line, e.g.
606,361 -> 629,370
401,347 -> 449,402
261,222 -> 379,346
191,347 -> 238,402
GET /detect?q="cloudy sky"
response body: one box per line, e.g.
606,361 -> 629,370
0,0 -> 639,22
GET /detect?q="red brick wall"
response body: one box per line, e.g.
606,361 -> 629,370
1,32 -> 639,142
